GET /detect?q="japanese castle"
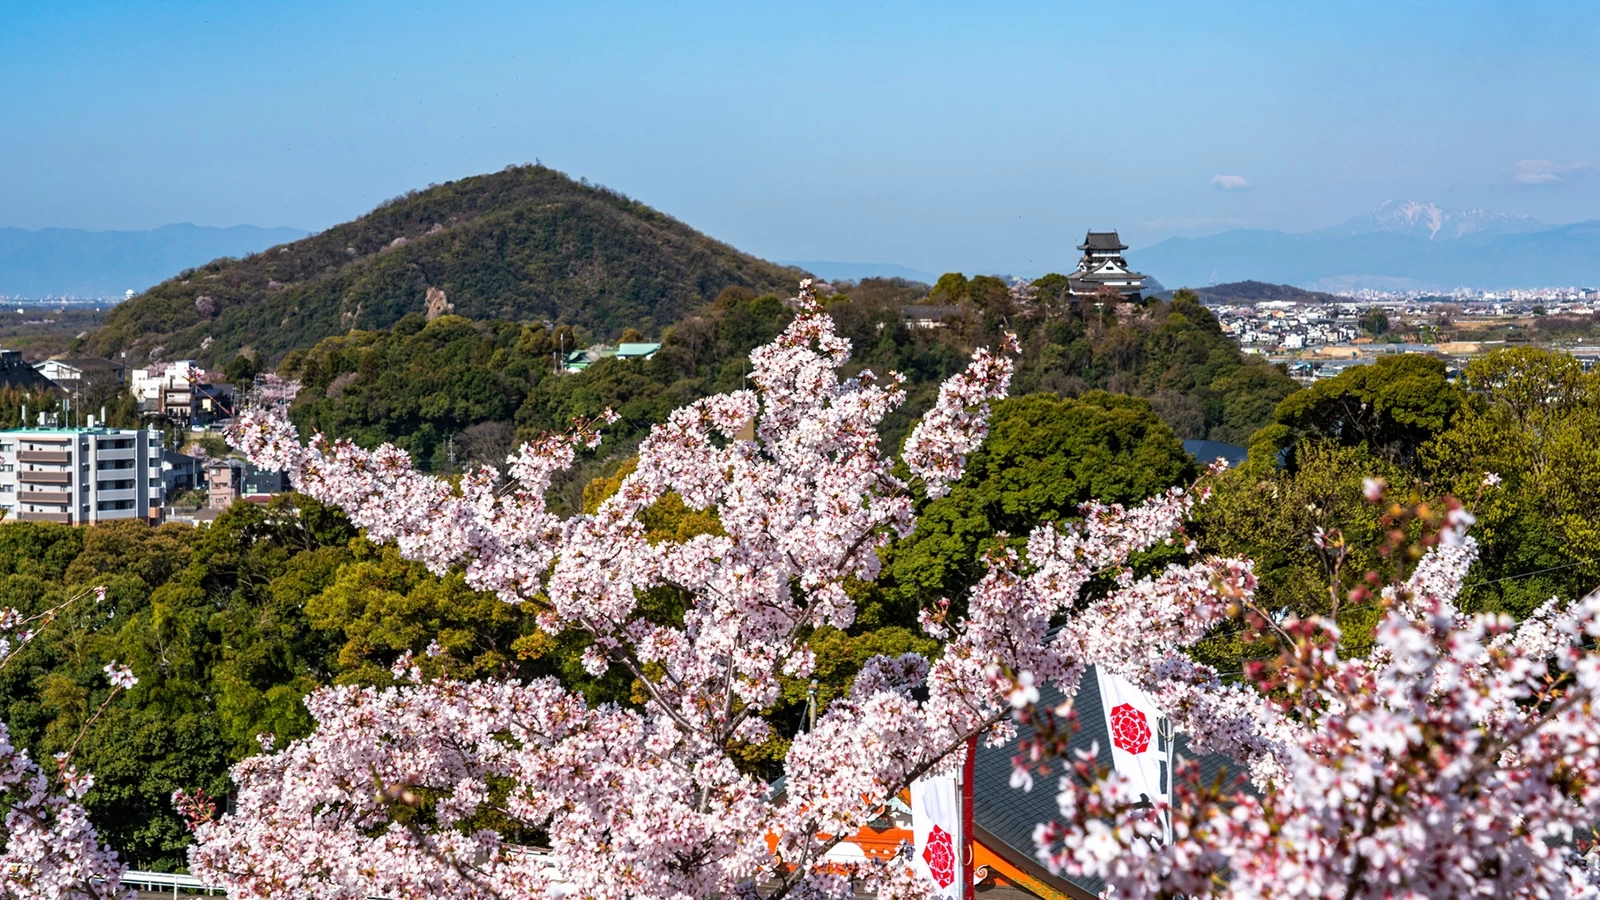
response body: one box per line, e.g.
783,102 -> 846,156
1067,230 -> 1147,300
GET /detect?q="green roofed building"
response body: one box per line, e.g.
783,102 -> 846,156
565,342 -> 660,372
616,342 -> 662,360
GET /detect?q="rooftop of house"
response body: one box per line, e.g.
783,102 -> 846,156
41,357 -> 128,372
0,426 -> 150,436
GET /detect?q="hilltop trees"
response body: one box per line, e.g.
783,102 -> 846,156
1252,353 -> 1460,467
1426,347 -> 1600,615
1200,345 -> 1600,670
87,164 -> 802,365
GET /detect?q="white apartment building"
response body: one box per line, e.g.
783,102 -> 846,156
0,424 -> 165,525
130,361 -> 198,402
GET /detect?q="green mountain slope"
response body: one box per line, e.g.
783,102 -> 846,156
85,165 -> 805,364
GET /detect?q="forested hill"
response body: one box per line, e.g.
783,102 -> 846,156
85,165 -> 805,365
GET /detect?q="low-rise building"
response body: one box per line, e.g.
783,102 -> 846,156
204,457 -> 291,510
0,349 -> 62,393
35,357 -> 129,393
0,423 -> 164,525
160,448 -> 203,495
131,361 -> 198,402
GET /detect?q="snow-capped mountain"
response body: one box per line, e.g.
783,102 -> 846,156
1137,205 -> 1600,291
1325,200 -> 1542,240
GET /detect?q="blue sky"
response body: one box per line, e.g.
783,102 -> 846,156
2,0 -> 1596,274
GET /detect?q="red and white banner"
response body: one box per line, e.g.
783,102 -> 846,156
1095,668 -> 1170,813
910,774 -> 962,900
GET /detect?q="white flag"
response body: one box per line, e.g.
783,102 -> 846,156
910,774 -> 962,899
1095,669 -> 1170,810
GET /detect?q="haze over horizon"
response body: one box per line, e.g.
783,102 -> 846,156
3,1 -> 1597,276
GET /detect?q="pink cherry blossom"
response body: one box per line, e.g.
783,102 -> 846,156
1028,526 -> 1600,898
0,588 -> 131,899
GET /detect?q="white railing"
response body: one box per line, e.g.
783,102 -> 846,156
119,850 -> 573,897
121,869 -> 219,895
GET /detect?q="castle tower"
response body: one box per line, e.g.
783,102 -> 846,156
1067,231 -> 1147,300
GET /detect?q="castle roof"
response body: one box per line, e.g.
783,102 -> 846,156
1077,231 -> 1128,252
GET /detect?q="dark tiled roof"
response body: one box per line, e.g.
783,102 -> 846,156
1076,232 -> 1128,252
0,351 -> 60,393
56,357 -> 127,372
1181,440 -> 1249,467
903,304 -> 964,321
973,666 -> 1246,898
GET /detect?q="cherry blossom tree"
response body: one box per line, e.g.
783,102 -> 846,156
1025,487 -> 1600,898
189,278 -> 1600,899
191,281 -> 1255,900
0,588 -> 133,900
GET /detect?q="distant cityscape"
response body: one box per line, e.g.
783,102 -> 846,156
1207,296 -> 1600,383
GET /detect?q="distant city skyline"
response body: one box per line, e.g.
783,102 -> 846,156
3,1 -> 1597,276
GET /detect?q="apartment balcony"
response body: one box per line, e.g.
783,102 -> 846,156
18,450 -> 70,465
20,491 -> 72,504
18,470 -> 71,485
15,510 -> 70,524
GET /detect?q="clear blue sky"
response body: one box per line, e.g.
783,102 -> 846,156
2,0 -> 1596,274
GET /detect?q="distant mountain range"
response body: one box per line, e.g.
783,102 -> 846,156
0,224 -> 309,298
1138,201 -> 1600,292
777,261 -> 938,284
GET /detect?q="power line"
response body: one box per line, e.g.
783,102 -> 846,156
1460,560 -> 1591,592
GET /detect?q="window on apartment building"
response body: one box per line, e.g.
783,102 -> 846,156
96,500 -> 136,511
96,480 -> 136,491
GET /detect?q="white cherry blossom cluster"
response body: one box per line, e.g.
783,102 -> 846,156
0,722 -> 131,900
0,588 -> 131,899
198,281 -> 1257,899
1030,519 -> 1600,898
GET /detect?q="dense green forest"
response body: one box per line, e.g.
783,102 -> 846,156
85,165 -> 803,365
277,277 -> 1295,503
1192,347 -> 1600,666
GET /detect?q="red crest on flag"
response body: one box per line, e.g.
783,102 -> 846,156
1110,702 -> 1152,754
922,823 -> 957,888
